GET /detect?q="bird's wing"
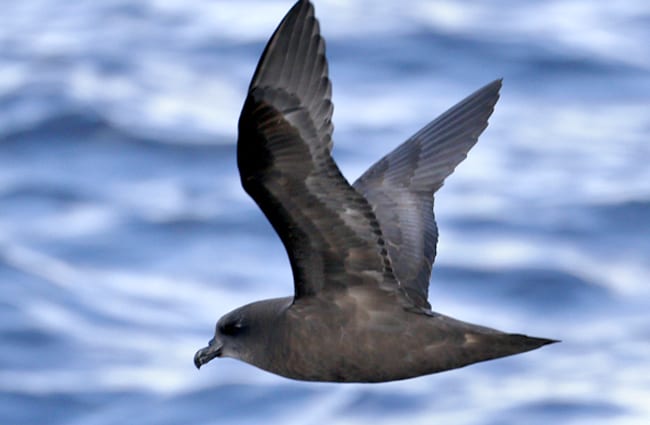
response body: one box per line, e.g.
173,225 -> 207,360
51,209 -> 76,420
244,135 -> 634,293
353,80 -> 502,309
238,0 -> 400,300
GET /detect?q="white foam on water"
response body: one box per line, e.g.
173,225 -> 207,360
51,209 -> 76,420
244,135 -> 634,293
2,0 -> 647,150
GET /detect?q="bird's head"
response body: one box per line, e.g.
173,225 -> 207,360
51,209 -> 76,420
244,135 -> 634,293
194,297 -> 290,370
193,305 -> 252,369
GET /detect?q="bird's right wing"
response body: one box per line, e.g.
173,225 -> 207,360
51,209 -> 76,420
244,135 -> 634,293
354,80 -> 502,309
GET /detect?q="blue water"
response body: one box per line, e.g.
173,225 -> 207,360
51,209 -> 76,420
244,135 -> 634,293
1,1 -> 649,424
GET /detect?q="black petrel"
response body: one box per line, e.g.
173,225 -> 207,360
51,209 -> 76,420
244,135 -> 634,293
194,0 -> 556,382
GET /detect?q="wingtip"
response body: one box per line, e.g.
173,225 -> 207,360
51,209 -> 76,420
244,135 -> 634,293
484,78 -> 503,95
461,79 -> 502,108
475,78 -> 502,99
290,0 -> 314,14
284,0 -> 314,27
249,0 -> 321,91
481,78 -> 503,110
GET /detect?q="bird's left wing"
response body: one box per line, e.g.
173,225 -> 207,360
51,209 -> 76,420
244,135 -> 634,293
237,0 -> 401,301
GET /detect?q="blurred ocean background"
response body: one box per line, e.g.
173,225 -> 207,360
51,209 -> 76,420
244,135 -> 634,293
1,0 -> 649,424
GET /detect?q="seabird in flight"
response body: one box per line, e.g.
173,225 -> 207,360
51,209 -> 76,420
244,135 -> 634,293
194,0 -> 556,382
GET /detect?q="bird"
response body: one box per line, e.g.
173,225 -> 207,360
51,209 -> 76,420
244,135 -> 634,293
194,0 -> 556,383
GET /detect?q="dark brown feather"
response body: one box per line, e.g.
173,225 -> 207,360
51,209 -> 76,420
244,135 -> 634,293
237,0 -> 403,300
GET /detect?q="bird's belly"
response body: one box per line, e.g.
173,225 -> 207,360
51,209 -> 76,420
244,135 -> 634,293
269,309 -> 455,383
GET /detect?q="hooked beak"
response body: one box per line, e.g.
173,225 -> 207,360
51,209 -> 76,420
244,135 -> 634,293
194,341 -> 223,369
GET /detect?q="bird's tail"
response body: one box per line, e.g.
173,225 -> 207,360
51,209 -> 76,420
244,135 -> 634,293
461,332 -> 559,367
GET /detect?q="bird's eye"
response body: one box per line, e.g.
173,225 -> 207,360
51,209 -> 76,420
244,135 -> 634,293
220,321 -> 244,336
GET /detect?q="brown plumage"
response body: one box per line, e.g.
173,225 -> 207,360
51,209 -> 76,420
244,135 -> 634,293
194,0 -> 557,382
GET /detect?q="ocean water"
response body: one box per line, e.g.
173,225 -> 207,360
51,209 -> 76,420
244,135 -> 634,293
1,0 -> 649,424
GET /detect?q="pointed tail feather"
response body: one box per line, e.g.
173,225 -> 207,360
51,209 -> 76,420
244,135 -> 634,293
461,332 -> 559,367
